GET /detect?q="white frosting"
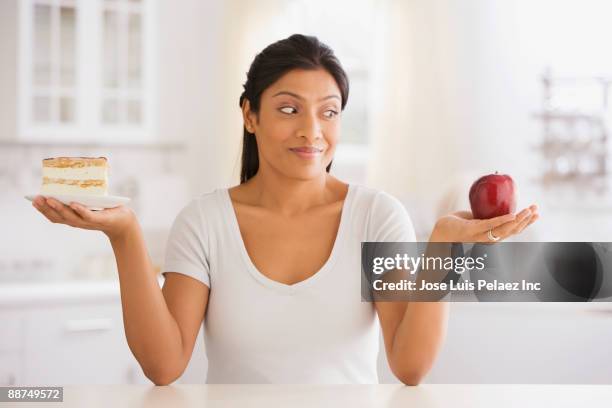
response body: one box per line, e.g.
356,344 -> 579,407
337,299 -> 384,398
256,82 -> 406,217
40,183 -> 108,196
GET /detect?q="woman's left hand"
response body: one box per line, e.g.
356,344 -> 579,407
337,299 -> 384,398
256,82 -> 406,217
431,204 -> 539,243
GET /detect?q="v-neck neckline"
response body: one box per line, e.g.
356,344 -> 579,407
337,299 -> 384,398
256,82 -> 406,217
222,184 -> 354,294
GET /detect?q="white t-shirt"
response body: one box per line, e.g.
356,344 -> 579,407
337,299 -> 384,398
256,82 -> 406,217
162,183 -> 417,384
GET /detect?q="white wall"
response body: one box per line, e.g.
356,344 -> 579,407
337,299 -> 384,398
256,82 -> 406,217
368,0 -> 538,208
156,0 -> 238,194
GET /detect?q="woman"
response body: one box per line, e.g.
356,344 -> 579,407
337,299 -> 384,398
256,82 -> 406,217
31,34 -> 539,385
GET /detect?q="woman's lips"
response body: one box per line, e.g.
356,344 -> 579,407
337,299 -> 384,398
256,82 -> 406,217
289,147 -> 323,159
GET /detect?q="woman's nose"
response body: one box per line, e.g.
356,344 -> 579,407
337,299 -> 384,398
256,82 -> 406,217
297,112 -> 322,141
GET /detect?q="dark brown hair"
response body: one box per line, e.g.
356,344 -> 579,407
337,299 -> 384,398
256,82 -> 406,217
238,34 -> 349,184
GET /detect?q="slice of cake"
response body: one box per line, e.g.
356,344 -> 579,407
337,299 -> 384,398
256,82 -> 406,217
41,157 -> 108,196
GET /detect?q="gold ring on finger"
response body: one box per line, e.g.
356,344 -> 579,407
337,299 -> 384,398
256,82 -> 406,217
487,229 -> 501,242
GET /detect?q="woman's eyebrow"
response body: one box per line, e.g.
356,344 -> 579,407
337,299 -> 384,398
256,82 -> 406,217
272,91 -> 341,102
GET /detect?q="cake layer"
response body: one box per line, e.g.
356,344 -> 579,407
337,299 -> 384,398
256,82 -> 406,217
40,184 -> 108,196
42,157 -> 107,168
42,166 -> 107,181
41,178 -> 108,196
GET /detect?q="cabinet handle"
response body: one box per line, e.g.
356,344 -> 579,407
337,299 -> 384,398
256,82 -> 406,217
64,318 -> 113,333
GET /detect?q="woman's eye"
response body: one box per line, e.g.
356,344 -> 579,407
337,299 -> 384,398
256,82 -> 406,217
323,110 -> 339,119
280,106 -> 297,114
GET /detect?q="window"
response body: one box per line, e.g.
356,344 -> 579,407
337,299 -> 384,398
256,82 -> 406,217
19,0 -> 157,142
30,1 -> 77,124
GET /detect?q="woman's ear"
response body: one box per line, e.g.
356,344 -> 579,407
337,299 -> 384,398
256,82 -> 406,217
241,99 -> 256,133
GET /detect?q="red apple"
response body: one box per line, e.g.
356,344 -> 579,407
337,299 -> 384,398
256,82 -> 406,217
469,172 -> 517,219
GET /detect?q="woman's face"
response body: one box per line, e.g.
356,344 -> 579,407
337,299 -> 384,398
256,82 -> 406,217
243,68 -> 342,181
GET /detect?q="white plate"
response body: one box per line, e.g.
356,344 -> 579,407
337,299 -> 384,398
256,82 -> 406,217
25,193 -> 130,211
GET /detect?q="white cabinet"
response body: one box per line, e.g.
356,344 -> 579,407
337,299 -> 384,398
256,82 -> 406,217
0,282 -> 152,385
424,303 -> 612,384
0,279 -> 206,385
0,302 -> 150,386
0,353 -> 22,386
0,312 -> 24,351
17,0 -> 158,143
22,303 -> 147,385
0,311 -> 24,386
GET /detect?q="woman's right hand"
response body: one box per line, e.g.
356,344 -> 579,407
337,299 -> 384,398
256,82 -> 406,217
32,196 -> 137,240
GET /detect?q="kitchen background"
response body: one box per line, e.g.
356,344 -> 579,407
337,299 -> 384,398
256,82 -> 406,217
1,0 -> 612,386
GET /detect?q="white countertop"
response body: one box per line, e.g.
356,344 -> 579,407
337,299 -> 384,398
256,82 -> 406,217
6,384 -> 612,407
0,276 -> 164,307
1,278 -> 611,315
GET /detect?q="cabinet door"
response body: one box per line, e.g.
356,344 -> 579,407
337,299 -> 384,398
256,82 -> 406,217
23,303 -> 141,385
0,311 -> 24,386
0,311 -> 24,352
0,353 -> 23,386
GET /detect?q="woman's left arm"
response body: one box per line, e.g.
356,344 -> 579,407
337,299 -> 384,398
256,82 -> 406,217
376,205 -> 539,385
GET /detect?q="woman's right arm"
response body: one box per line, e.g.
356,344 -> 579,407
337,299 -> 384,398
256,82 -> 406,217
110,223 -> 209,385
32,196 -> 209,385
